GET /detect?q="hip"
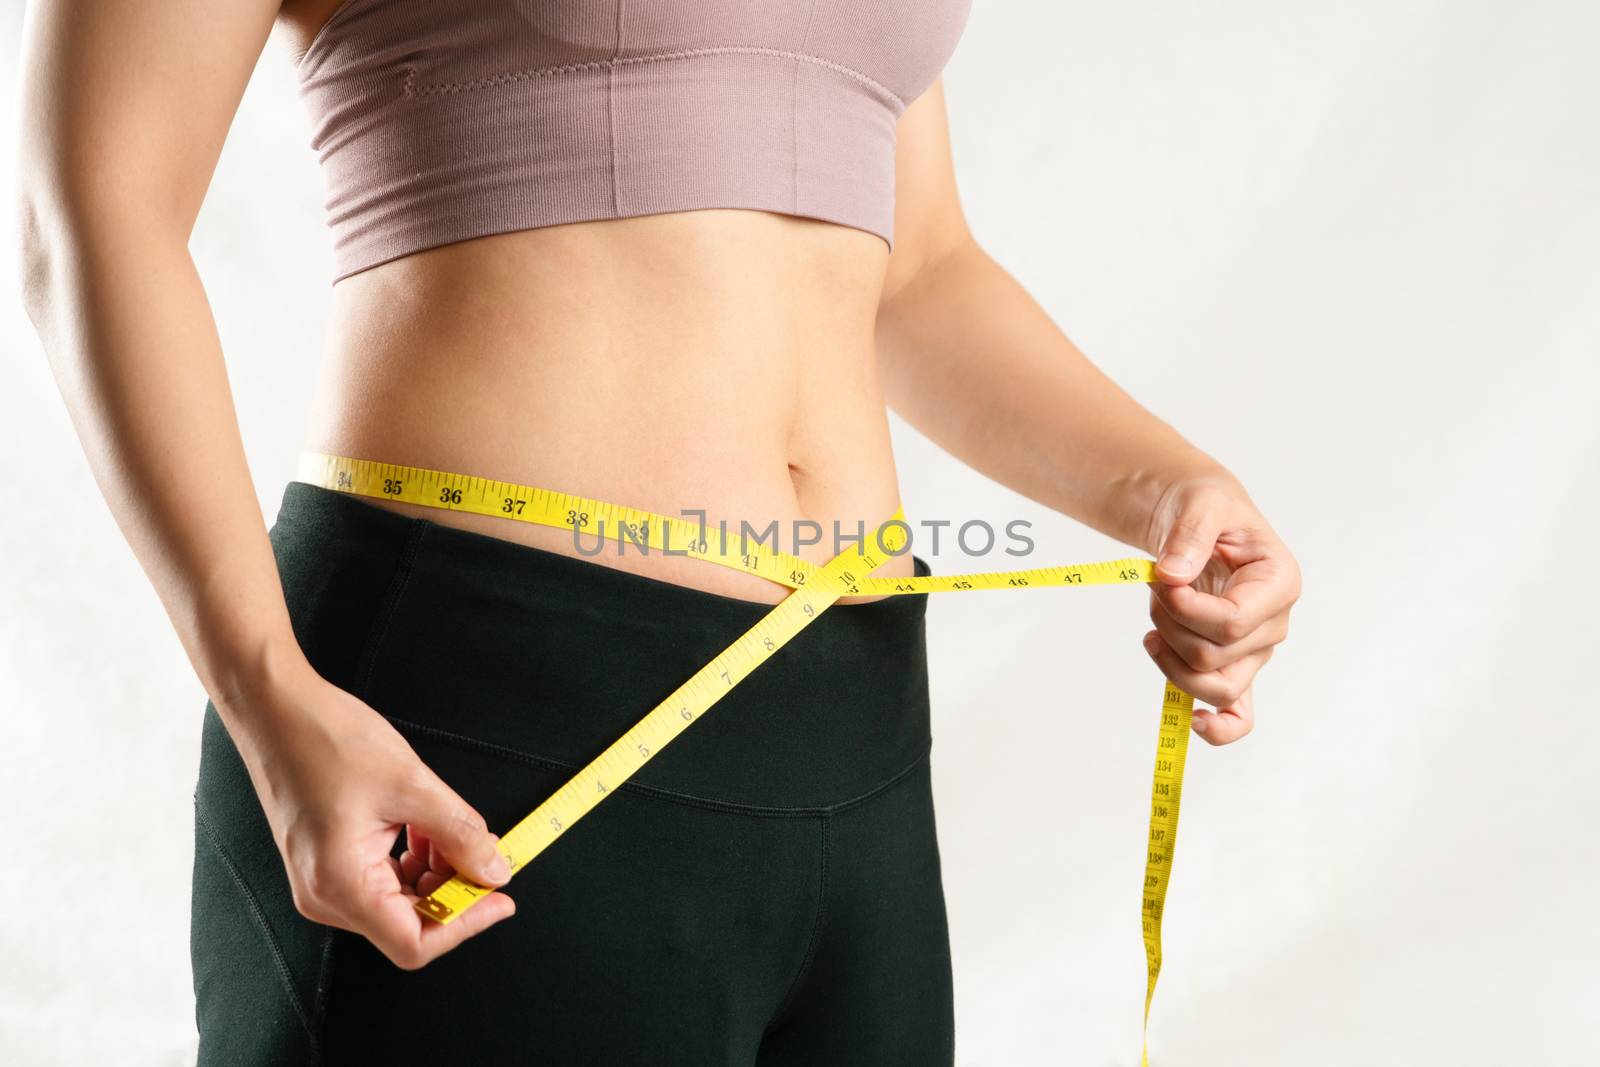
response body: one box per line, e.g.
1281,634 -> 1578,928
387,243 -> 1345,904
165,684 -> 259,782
190,479 -> 950,1062
258,479 -> 934,806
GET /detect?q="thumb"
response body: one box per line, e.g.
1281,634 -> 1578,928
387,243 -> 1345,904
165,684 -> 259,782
1155,501 -> 1222,586
403,776 -> 511,888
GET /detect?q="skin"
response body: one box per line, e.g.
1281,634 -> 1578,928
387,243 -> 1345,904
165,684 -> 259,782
16,0 -> 1301,971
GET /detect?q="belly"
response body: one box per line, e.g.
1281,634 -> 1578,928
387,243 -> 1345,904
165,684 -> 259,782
303,208 -> 914,603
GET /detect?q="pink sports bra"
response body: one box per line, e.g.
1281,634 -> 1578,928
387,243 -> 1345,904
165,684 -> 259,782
296,0 -> 974,282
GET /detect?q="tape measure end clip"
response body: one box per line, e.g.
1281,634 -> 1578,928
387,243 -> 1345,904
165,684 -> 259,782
414,897 -> 455,924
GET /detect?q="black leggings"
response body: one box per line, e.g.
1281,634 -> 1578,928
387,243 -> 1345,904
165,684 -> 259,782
191,481 -> 955,1064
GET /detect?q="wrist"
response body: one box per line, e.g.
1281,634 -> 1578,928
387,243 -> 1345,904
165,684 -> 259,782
1113,452 -> 1246,556
201,623 -> 317,741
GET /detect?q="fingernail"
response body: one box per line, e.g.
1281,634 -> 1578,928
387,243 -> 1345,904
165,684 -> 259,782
1142,632 -> 1160,654
487,853 -> 511,883
1192,716 -> 1208,734
1161,553 -> 1191,577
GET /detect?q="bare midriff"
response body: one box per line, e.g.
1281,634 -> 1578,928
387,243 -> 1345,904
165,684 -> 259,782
304,207 -> 915,605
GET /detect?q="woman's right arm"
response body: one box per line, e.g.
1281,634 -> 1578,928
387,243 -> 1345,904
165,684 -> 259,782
15,0 -> 514,968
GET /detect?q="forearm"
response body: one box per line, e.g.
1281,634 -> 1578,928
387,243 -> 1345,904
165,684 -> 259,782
875,238 -> 1244,551
20,202 -> 304,740
11,0 -> 522,966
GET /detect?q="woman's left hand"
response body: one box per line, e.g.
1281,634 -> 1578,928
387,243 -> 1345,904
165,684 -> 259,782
1139,470 -> 1301,746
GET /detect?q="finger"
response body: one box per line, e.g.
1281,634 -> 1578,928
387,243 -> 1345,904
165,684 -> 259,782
1142,630 -> 1267,712
399,775 -> 510,889
1150,592 -> 1285,671
427,839 -> 454,877
415,869 -> 450,898
1153,555 -> 1294,646
406,824 -> 432,864
365,887 -> 517,970
1154,499 -> 1226,586
406,824 -> 454,877
1191,686 -> 1254,746
398,846 -> 429,887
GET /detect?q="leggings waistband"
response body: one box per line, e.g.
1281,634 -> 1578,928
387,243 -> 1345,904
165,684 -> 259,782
271,480 -> 935,811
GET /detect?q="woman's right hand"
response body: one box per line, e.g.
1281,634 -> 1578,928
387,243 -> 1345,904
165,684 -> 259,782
18,0 -> 510,976
219,652 -> 517,970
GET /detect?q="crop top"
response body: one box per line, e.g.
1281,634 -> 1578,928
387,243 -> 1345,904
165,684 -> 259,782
295,0 -> 974,282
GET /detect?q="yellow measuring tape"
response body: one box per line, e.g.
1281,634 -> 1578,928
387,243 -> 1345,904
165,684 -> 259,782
297,452 -> 1197,1064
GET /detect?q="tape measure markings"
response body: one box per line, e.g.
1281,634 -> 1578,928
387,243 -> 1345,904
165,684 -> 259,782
298,452 -> 1194,1062
299,453 -> 1158,597
1142,683 -> 1194,1067
413,511 -> 906,919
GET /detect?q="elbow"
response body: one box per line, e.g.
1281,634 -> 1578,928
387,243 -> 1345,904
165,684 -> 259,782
16,184 -> 64,334
917,229 -> 985,289
17,172 -> 195,336
879,228 -> 984,312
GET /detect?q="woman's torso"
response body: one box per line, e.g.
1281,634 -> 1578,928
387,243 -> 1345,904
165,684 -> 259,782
279,1 -> 922,604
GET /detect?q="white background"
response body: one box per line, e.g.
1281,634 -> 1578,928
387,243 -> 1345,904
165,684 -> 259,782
3,2 -> 1596,1064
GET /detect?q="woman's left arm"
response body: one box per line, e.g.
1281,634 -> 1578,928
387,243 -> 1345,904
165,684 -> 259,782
878,79 -> 1302,745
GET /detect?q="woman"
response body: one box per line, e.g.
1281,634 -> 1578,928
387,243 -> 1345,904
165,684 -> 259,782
17,0 -> 1301,1063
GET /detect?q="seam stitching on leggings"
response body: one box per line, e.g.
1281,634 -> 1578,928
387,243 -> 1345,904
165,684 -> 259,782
301,515 -> 424,1062
306,926 -> 337,1065
827,736 -> 933,814
769,814 -> 830,1028
384,716 -> 935,817
194,803 -> 314,1040
351,518 -> 428,700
